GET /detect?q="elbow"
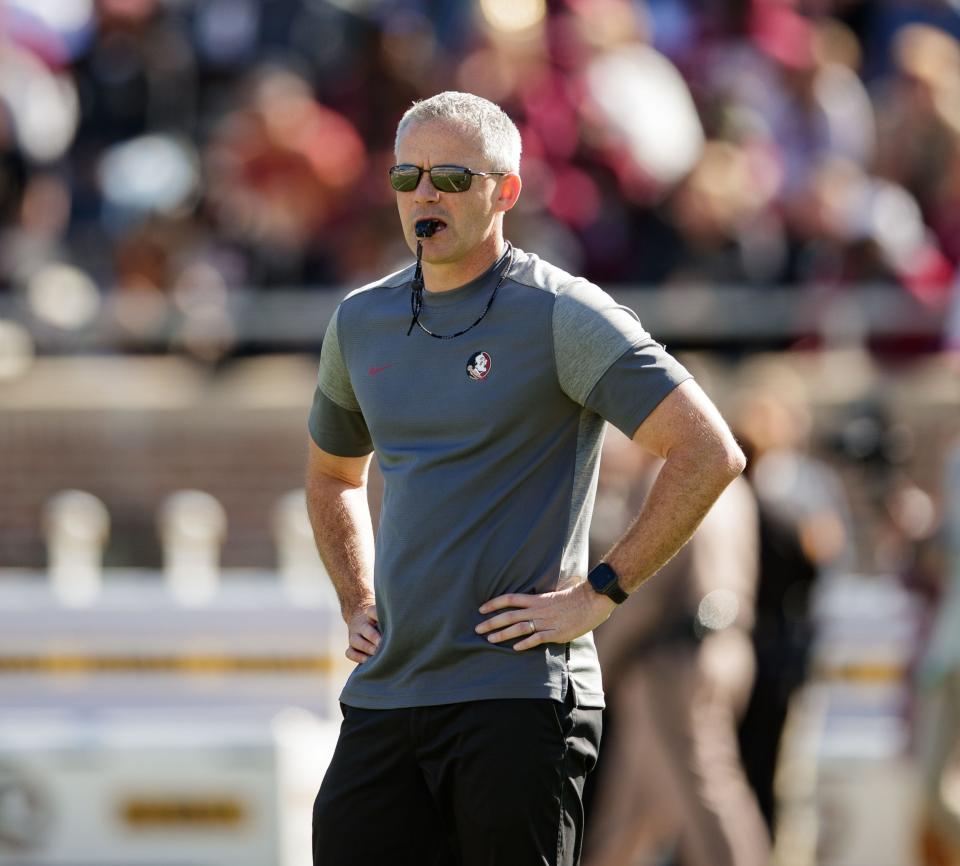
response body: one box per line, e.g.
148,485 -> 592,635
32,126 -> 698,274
670,434 -> 745,485
701,434 -> 746,484
725,439 -> 747,479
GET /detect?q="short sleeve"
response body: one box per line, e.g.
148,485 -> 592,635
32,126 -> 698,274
308,305 -> 373,456
553,280 -> 691,437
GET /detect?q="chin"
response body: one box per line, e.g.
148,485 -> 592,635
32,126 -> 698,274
418,239 -> 459,263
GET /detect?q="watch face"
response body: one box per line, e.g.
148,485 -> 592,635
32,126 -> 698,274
589,565 -> 614,593
589,563 -> 627,603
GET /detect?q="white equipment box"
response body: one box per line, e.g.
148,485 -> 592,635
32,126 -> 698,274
773,573 -> 924,866
0,571 -> 349,866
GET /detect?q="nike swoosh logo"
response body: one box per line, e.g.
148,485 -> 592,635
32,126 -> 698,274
368,363 -> 394,376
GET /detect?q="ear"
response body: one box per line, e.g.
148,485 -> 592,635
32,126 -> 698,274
495,174 -> 522,213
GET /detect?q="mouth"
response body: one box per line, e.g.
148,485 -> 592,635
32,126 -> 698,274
414,218 -> 448,238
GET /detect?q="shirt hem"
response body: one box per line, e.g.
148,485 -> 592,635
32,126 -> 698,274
341,682 -> 606,710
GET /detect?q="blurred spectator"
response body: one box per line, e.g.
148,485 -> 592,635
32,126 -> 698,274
0,171 -> 73,292
948,272 -> 960,359
658,140 -> 785,285
853,0 -> 960,82
585,429 -> 769,866
732,358 -> 856,830
789,155 -> 938,289
716,6 -> 876,202
828,397 -> 940,579
916,443 -> 960,866
205,65 -> 367,286
871,23 -> 960,300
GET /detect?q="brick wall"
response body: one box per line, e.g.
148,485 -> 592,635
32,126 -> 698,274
0,353 -> 956,571
0,357 -> 321,569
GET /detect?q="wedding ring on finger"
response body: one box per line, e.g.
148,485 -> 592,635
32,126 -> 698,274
528,620 -> 536,634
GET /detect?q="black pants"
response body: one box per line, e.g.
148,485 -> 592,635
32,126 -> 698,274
313,688 -> 601,866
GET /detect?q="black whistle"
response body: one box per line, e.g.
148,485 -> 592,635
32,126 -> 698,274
415,219 -> 441,238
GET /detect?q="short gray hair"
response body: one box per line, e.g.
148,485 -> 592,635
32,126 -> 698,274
395,91 -> 522,173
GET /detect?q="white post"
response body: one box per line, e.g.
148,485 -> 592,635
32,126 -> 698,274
272,489 -> 334,606
273,489 -> 349,712
272,707 -> 340,866
44,490 -> 110,606
158,490 -> 226,606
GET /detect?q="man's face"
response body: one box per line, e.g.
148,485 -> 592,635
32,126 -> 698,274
394,119 -> 508,264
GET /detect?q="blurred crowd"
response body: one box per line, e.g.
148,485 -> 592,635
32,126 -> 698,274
584,359 -> 960,866
2,0 -> 960,355
3,3 -> 960,861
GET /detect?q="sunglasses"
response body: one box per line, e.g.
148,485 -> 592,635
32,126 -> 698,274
389,164 -> 509,193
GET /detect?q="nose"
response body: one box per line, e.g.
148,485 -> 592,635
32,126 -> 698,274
413,169 -> 439,203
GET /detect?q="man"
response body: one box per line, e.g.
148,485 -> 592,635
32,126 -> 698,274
307,91 -> 745,866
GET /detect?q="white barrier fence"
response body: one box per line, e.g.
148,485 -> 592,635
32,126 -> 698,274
0,488 -> 348,866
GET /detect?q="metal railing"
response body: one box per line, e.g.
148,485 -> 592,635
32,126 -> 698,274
0,284 -> 949,353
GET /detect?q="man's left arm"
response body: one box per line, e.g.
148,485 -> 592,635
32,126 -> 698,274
476,378 -> 746,650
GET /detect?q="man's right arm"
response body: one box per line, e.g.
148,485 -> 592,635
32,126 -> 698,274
305,438 -> 380,664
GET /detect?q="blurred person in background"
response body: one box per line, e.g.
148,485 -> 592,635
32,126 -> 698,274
758,9 -> 876,204
70,0 -> 198,269
785,154 -> 933,292
656,140 -> 785,287
584,427 -> 769,866
869,23 -> 960,306
0,170 -> 73,294
949,272 -> 960,359
732,359 -> 855,830
873,24 -> 960,233
306,91 -> 745,866
917,442 -> 960,866
205,65 -> 368,287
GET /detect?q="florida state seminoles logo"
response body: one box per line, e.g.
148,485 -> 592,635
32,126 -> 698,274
466,351 -> 491,381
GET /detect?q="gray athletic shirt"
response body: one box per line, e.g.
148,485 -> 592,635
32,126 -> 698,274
308,245 -> 691,709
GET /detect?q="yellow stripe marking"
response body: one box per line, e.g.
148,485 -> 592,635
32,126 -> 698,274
0,654 -> 335,674
121,798 -> 246,828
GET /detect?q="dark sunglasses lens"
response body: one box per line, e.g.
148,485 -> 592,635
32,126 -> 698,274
431,167 -> 472,193
389,166 -> 421,191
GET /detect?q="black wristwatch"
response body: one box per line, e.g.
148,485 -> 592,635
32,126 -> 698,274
587,562 -> 629,604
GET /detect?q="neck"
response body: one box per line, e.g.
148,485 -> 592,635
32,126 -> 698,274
421,235 -> 505,293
